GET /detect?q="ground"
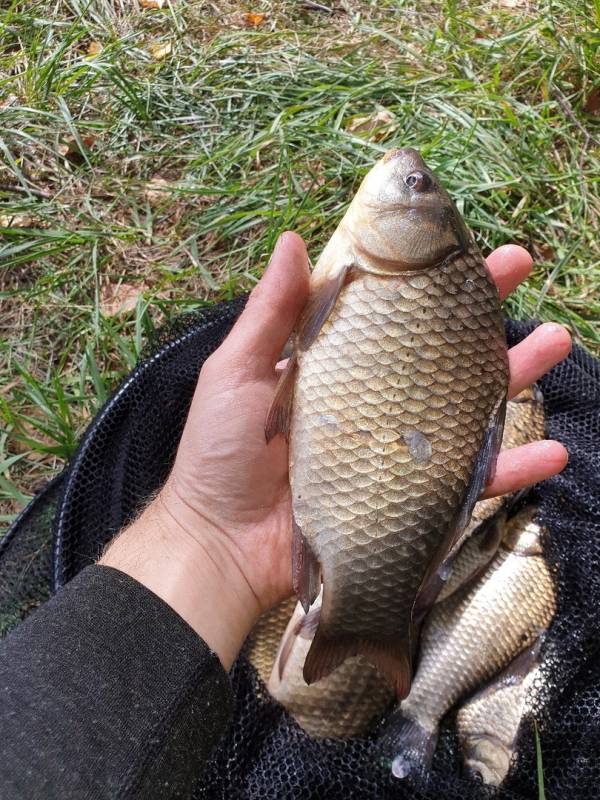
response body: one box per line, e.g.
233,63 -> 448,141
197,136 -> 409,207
0,0 -> 598,521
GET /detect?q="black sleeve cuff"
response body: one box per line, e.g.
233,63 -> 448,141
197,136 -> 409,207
0,564 -> 233,799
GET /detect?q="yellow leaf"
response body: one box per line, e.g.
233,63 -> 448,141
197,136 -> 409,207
346,109 -> 397,141
149,41 -> 172,60
0,214 -> 36,228
58,135 -> 96,165
144,177 -> 171,205
244,12 -> 266,26
100,283 -> 145,317
87,41 -> 103,56
141,0 -> 166,7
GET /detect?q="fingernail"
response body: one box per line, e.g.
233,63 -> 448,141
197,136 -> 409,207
266,234 -> 285,270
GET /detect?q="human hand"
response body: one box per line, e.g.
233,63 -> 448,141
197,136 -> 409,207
102,233 -> 571,668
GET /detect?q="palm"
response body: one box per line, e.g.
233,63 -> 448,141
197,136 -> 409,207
171,361 -> 293,607
168,232 -> 570,611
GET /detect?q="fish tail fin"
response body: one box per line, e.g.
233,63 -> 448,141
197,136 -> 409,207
382,711 -> 438,779
303,629 -> 412,699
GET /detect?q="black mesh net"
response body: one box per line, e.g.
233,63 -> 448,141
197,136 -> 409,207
1,301 -> 599,799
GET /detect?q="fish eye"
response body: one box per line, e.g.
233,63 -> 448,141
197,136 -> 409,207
405,171 -> 431,192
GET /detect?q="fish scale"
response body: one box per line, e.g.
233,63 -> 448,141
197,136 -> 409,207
291,246 -> 507,667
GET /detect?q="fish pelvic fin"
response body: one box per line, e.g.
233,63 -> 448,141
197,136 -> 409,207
292,519 -> 321,613
265,351 -> 298,442
303,629 -> 412,699
276,604 -> 321,681
381,710 -> 438,780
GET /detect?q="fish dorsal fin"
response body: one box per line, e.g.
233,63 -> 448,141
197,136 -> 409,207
264,264 -> 352,442
413,396 -> 507,625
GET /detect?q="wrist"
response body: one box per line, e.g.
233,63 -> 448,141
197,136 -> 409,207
99,486 -> 261,670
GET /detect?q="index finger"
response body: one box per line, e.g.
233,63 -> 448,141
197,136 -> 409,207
486,244 -> 532,301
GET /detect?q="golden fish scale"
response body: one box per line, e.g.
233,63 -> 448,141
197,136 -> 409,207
402,544 -> 555,731
291,248 -> 507,639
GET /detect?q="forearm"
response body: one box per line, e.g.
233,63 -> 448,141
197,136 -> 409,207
0,564 -> 233,799
100,482 -> 263,670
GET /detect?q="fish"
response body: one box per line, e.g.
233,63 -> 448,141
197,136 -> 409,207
265,147 -> 509,696
382,504 -> 556,779
456,643 -> 541,786
257,390 -> 542,737
267,592 -> 393,738
246,596 -> 296,685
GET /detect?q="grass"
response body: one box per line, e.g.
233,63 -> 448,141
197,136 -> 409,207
534,721 -> 546,800
0,0 -> 599,521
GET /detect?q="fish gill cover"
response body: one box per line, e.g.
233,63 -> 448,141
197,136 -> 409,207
1,302 -> 599,800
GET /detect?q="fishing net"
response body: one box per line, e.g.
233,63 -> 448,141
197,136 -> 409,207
1,299 -> 599,800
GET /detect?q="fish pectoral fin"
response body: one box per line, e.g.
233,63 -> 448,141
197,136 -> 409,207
455,395 -> 508,534
413,396 -> 508,622
298,263 -> 352,351
265,351 -> 298,442
303,630 -> 412,699
265,264 -> 353,443
292,518 -> 321,613
294,605 -> 321,639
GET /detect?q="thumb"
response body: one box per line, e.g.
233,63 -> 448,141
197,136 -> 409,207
218,231 -> 310,375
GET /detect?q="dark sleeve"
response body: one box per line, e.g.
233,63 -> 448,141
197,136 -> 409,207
0,565 -> 233,800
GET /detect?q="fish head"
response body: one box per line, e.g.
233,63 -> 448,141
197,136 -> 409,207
502,505 -> 545,556
464,738 -> 511,787
345,147 -> 471,272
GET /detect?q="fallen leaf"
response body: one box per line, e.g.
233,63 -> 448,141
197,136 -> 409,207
58,135 -> 96,165
533,242 -> 556,263
143,177 -> 172,205
244,12 -> 267,26
499,0 -> 527,7
149,41 -> 172,60
141,0 -> 166,7
101,282 -> 145,317
346,109 -> 397,141
0,214 -> 36,228
300,174 -> 326,191
1,93 -> 18,108
87,41 -> 103,56
583,86 -> 600,116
